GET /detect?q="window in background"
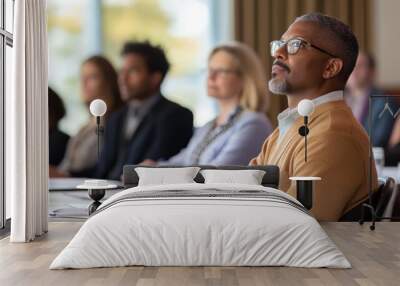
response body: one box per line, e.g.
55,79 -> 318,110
47,0 -> 87,135
1,0 -> 14,229
48,0 -> 233,136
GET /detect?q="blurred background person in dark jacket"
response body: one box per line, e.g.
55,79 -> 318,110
93,41 -> 194,179
48,87 -> 70,167
345,51 -> 397,148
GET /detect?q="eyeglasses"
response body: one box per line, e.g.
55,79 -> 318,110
207,68 -> 240,78
270,38 -> 337,58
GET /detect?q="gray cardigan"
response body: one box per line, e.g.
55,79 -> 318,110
160,110 -> 272,166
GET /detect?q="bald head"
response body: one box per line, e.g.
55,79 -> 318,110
294,13 -> 359,83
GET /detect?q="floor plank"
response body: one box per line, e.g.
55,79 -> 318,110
0,222 -> 399,286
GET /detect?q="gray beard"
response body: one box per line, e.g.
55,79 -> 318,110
268,78 -> 291,95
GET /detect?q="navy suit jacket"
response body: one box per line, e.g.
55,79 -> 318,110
95,95 -> 193,179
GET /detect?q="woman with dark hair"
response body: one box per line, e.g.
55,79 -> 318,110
48,87 -> 70,166
50,55 -> 123,177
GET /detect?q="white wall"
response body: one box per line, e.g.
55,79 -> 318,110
374,0 -> 400,88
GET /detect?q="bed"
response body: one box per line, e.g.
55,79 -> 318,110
50,165 -> 350,269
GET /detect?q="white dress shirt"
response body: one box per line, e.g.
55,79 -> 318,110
124,94 -> 160,140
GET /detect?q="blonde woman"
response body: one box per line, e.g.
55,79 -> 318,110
144,42 -> 272,166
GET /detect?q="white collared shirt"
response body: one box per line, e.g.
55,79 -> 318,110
124,93 -> 161,140
277,90 -> 344,142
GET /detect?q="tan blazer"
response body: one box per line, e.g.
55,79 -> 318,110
250,100 -> 378,221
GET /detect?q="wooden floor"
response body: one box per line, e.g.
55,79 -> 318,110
0,222 -> 399,286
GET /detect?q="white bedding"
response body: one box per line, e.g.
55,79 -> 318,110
50,183 -> 351,269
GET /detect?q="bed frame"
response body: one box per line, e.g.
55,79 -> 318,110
122,165 -> 280,189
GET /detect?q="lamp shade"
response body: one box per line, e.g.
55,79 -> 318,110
89,99 -> 107,117
298,99 -> 315,117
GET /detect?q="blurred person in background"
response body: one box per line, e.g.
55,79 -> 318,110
383,105 -> 400,166
94,41 -> 193,180
48,87 -> 70,166
142,42 -> 272,166
345,51 -> 397,148
49,55 -> 123,177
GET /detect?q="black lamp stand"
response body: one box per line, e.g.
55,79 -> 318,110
291,115 -> 320,210
88,189 -> 106,215
296,180 -> 313,210
95,116 -> 104,161
87,116 -> 106,215
298,116 -> 310,162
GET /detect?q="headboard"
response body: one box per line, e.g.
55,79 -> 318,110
122,165 -> 280,189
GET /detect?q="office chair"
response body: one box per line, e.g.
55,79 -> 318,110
340,177 -> 397,226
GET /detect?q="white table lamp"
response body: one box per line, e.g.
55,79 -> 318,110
90,99 -> 107,117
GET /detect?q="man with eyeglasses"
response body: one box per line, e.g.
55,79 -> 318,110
250,13 -> 378,221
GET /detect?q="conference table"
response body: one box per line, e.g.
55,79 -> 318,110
48,178 -> 123,219
381,166 -> 399,181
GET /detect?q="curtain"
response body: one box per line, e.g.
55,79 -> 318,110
234,0 -> 373,126
7,0 -> 48,242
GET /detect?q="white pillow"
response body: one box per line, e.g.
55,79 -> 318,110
200,169 -> 266,185
135,167 -> 200,186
